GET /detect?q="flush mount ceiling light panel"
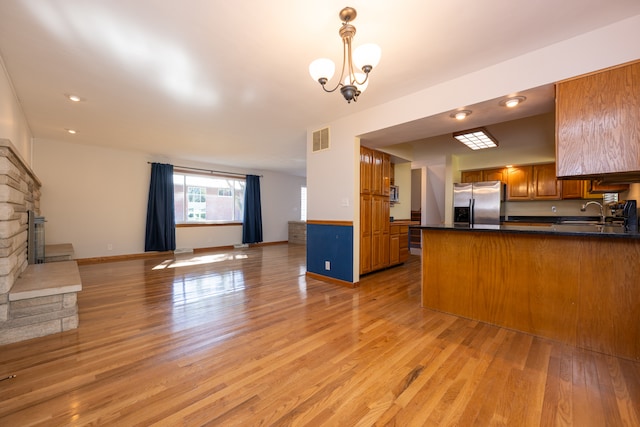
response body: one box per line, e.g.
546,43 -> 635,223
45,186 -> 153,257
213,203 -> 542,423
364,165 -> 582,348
499,96 -> 526,108
453,127 -> 499,150
309,7 -> 381,103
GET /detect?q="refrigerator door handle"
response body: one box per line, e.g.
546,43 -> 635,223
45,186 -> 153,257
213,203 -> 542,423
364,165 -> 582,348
469,198 -> 474,226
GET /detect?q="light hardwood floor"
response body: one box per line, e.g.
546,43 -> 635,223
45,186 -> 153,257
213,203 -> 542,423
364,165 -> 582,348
1,244 -> 639,426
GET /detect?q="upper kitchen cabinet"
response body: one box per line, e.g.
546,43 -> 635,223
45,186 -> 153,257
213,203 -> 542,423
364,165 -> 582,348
460,170 -> 483,183
460,168 -> 506,184
506,166 -> 533,200
483,168 -> 507,183
531,163 -> 562,200
506,163 -> 562,201
556,60 -> 640,179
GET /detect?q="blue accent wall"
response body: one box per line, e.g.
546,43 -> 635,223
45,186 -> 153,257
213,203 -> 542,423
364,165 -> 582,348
306,223 -> 353,283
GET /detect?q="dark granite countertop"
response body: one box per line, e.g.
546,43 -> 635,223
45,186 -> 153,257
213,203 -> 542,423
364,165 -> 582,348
501,215 -> 602,223
411,223 -> 640,239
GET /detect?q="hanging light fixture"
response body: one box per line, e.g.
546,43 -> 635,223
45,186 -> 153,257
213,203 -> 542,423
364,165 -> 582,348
309,7 -> 381,103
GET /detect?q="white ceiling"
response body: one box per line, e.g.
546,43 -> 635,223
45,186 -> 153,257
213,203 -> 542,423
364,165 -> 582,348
1,1 -> 639,177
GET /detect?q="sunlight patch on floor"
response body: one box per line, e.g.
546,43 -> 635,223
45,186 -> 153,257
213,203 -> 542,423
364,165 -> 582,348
152,253 -> 249,270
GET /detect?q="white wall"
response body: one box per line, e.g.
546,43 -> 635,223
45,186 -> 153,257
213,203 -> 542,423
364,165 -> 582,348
33,138 -> 305,259
389,162 -> 411,220
0,56 -> 32,165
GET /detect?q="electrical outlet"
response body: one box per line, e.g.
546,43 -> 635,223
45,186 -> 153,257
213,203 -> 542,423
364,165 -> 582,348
325,261 -> 331,270
551,206 -> 557,213
107,243 -> 113,251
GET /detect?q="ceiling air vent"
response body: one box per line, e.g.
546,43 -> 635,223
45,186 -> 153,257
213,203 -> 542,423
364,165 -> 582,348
312,127 -> 330,152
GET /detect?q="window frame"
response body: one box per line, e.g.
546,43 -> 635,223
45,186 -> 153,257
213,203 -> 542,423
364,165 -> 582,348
173,168 -> 246,227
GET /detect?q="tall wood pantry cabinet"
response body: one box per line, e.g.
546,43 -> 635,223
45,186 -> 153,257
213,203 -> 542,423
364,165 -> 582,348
360,146 -> 390,275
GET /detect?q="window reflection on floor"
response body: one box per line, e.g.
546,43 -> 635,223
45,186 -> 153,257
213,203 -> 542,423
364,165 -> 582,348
153,253 -> 248,270
172,270 -> 246,305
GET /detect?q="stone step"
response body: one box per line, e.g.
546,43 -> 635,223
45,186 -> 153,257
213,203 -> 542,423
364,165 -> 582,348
1,260 -> 82,345
44,243 -> 74,262
10,260 -> 81,301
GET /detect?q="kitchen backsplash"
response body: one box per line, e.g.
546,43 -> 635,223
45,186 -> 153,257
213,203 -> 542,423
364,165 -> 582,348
503,199 -> 603,218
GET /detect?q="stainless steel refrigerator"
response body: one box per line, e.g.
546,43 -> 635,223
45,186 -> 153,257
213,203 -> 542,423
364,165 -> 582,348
453,181 -> 502,225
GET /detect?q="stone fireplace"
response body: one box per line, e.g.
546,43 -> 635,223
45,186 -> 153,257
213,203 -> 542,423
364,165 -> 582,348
0,140 -> 82,345
0,139 -> 41,309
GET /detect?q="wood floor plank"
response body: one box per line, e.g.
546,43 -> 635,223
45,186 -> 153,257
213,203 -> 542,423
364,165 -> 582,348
1,244 -> 639,426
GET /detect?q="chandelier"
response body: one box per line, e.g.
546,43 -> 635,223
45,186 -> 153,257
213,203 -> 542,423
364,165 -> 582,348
309,7 -> 381,103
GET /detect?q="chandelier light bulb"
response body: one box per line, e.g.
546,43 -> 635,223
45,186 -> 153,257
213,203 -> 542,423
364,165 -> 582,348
353,43 -> 381,72
309,58 -> 336,83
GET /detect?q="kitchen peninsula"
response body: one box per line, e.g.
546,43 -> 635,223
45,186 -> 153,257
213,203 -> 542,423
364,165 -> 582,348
415,224 -> 640,360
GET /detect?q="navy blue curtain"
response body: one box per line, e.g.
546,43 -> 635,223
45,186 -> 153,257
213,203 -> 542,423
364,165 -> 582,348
242,175 -> 263,244
145,163 -> 176,252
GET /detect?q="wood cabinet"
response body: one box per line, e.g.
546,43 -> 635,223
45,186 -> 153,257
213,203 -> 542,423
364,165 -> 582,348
531,163 -> 562,200
359,194 -> 372,274
556,60 -> 640,178
561,180 -> 586,199
506,163 -> 562,201
389,224 -> 409,266
483,168 -> 507,183
360,146 -> 391,275
370,150 -> 390,196
587,181 -> 629,193
562,180 -> 628,199
370,195 -> 390,271
460,170 -> 483,183
461,168 -> 506,184
360,146 -> 372,194
506,166 -> 533,200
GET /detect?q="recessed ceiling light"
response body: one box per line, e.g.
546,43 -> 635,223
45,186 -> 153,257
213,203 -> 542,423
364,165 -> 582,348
449,110 -> 472,120
499,96 -> 526,108
453,127 -> 498,150
65,94 -> 83,102
65,128 -> 77,134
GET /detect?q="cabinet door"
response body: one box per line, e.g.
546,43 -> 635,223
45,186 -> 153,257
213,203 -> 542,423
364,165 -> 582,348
399,226 -> 409,263
371,150 -> 383,195
382,153 -> 391,196
359,194 -> 372,274
370,195 -> 386,271
360,146 -> 372,194
389,233 -> 400,265
461,170 -> 482,183
506,166 -> 533,200
561,180 -> 584,199
588,181 -> 629,193
556,60 -> 640,177
381,197 -> 390,267
532,163 -> 562,200
483,168 -> 507,183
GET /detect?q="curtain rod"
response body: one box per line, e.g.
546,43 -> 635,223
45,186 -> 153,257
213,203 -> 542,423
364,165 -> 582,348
147,162 -> 262,177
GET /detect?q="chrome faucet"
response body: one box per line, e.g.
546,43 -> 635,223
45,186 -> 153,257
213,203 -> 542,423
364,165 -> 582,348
581,201 -> 605,223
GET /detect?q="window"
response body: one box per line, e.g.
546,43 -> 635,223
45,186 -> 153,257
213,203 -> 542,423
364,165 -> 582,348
300,186 -> 307,221
174,172 -> 245,224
